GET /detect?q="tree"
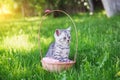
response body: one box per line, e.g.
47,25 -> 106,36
102,0 -> 120,17
14,0 -> 46,17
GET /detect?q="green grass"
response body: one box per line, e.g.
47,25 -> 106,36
0,12 -> 120,80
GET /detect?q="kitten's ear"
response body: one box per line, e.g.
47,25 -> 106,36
67,27 -> 71,31
55,29 -> 61,36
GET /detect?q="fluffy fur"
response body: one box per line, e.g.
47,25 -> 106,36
46,27 -> 71,62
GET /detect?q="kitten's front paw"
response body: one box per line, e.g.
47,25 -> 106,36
59,58 -> 71,62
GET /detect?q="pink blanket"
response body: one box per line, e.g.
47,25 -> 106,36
42,57 -> 74,63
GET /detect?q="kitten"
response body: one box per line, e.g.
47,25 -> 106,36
46,27 -> 71,62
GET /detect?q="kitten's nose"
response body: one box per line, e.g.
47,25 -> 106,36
67,40 -> 69,43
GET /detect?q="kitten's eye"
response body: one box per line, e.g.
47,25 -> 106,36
63,37 -> 66,40
68,36 -> 70,39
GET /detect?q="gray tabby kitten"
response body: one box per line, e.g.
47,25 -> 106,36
46,27 -> 71,62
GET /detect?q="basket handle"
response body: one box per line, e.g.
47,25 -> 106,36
39,10 -> 78,61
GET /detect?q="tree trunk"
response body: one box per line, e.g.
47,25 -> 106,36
88,0 -> 94,13
21,5 -> 24,18
101,0 -> 120,17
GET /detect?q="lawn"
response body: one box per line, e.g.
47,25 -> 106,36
0,12 -> 120,80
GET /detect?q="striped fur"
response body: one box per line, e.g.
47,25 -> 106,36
46,27 -> 71,62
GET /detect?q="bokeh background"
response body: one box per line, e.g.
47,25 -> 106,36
0,0 -> 120,80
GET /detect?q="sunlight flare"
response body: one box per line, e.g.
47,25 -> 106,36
0,5 -> 11,14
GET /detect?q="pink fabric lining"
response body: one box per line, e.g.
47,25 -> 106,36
42,57 -> 74,64
42,57 -> 59,63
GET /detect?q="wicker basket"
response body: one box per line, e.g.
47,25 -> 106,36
41,57 -> 76,72
39,10 -> 78,72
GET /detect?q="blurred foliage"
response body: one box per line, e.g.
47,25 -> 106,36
0,0 -> 103,17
